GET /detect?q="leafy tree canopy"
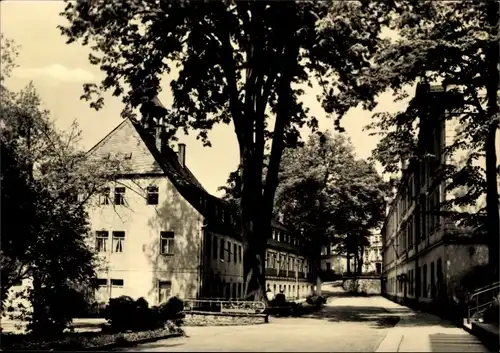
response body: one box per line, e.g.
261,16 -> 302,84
361,1 -> 499,235
275,131 -> 388,267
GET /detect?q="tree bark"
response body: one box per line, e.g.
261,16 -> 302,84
240,2 -> 300,303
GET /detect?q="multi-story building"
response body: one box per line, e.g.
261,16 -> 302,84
320,232 -> 382,277
87,115 -> 315,306
381,83 -> 491,314
362,233 -> 383,274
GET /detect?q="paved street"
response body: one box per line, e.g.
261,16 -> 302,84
111,284 -> 380,352
114,283 -> 491,352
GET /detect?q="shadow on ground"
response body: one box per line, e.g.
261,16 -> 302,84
301,305 -> 401,329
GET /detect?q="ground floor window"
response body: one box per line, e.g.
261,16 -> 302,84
158,281 -> 172,303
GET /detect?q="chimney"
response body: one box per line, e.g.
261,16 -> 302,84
178,143 -> 186,167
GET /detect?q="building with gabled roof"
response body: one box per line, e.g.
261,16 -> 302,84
86,115 -> 316,306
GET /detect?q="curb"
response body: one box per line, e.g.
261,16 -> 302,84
374,300 -> 416,352
83,332 -> 184,351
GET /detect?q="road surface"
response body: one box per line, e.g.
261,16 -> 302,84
115,283 -> 400,352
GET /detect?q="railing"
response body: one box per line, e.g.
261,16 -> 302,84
467,281 -> 500,324
183,298 -> 266,315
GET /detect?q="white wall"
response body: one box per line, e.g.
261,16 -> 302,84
88,175 -> 204,305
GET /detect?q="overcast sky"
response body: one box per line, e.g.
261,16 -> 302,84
1,0 -> 410,196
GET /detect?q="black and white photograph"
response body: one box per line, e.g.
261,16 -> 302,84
0,0 -> 499,351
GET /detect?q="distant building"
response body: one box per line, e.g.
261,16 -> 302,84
86,115 -> 316,306
363,233 -> 382,275
319,232 -> 382,277
320,244 -> 347,275
381,83 -> 491,314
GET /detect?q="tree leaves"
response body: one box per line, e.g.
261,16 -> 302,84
275,131 -> 388,257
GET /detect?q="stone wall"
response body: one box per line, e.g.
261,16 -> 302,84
183,311 -> 268,326
343,277 -> 381,295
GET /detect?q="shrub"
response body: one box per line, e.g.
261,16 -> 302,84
104,296 -> 152,332
306,295 -> 326,306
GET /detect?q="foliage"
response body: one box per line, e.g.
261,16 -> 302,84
305,295 -> 327,306
0,327 -> 179,351
0,35 -> 124,336
103,296 -> 184,333
361,1 -> 499,269
59,0 -> 395,300
275,131 -> 388,271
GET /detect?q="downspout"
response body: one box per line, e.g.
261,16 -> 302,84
198,219 -> 209,300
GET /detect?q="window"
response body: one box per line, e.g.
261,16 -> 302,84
238,283 -> 242,298
227,241 -> 231,263
416,266 -> 421,297
431,262 -> 435,299
220,239 -> 225,261
160,231 -> 175,255
422,264 -> 428,298
326,262 -> 331,271
99,187 -> 110,205
96,278 -> 107,287
437,258 -> 443,283
111,279 -> 123,287
112,231 -> 125,253
238,245 -> 242,263
232,283 -> 236,298
96,231 -> 109,252
114,187 -> 126,205
212,236 -> 218,260
146,186 -> 159,205
158,281 -> 172,303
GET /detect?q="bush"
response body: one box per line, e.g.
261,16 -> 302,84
103,296 -> 185,333
306,295 -> 326,306
273,293 -> 286,306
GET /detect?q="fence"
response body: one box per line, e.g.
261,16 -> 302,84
183,298 -> 266,315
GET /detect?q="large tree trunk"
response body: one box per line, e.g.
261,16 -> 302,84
485,0 -> 500,280
241,147 -> 268,302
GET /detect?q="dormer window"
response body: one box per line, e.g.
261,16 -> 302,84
147,185 -> 159,205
